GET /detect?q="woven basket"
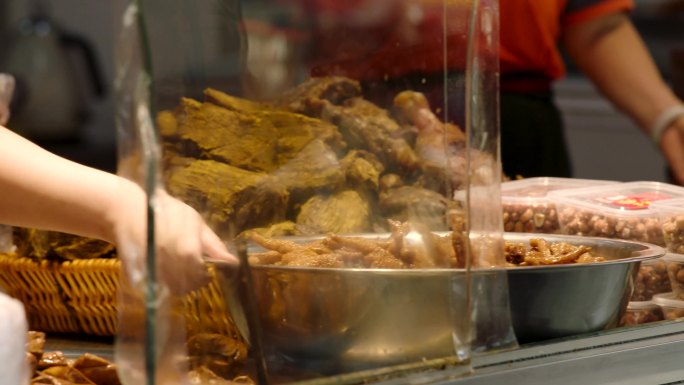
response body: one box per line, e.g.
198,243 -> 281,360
0,254 -> 239,338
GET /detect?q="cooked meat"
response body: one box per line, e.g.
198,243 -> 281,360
272,76 -> 362,115
340,150 -> 385,192
188,366 -> 255,385
162,94 -> 344,173
71,354 -> 121,385
266,139 -> 346,203
505,238 -> 603,266
393,91 -> 465,144
27,331 -> 46,360
393,91 -> 499,192
38,365 -> 95,384
249,221 -> 456,269
13,229 -> 114,261
380,185 -> 448,230
296,190 -> 374,235
166,160 -> 289,234
186,333 -> 248,379
318,97 -> 420,173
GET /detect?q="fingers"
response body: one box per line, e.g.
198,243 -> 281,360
156,197 -> 211,294
201,223 -> 238,264
117,186 -> 233,295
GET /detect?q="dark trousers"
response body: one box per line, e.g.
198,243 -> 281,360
500,92 -> 572,179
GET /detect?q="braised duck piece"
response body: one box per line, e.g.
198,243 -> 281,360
296,190 -> 374,235
504,238 -> 604,266
393,90 -> 497,191
71,354 -> 121,385
248,220 -> 456,269
166,160 -> 289,234
272,76 -> 362,115
318,97 -> 420,173
35,366 -> 96,385
379,185 -> 449,230
186,333 -> 249,379
13,229 -> 114,261
188,366 -> 255,385
27,331 -> 46,360
161,97 -> 344,173
37,351 -> 69,371
265,139 -> 347,202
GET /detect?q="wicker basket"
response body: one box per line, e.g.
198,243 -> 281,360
0,254 -> 239,338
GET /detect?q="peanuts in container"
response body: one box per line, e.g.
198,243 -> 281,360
652,198 -> 684,254
662,253 -> 684,300
652,292 -> 684,320
619,300 -> 664,326
550,181 -> 684,245
631,257 -> 671,301
501,177 -> 617,234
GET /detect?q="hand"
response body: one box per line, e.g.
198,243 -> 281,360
114,178 -> 237,296
659,115 -> 684,186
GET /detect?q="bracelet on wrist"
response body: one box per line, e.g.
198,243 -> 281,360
651,104 -> 684,146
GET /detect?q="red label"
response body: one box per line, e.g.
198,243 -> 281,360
594,192 -> 671,210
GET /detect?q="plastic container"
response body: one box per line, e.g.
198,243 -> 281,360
663,253 -> 684,300
619,301 -> 664,326
652,198 -> 684,254
652,292 -> 684,320
501,177 -> 616,234
631,257 -> 671,301
551,181 -> 684,245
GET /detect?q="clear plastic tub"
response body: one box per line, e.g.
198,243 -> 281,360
501,177 -> 616,234
663,253 -> 684,300
551,181 -> 684,245
631,257 -> 671,301
652,292 -> 684,320
619,301 -> 664,326
653,198 -> 684,254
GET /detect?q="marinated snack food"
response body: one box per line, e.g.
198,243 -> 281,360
159,77 -> 499,238
654,198 -> 684,254
501,177 -> 616,234
652,293 -> 684,320
27,330 -> 120,385
619,301 -> 664,326
26,331 -> 253,385
248,222 -> 604,269
552,182 -> 684,245
664,254 -> 684,300
631,258 -> 672,301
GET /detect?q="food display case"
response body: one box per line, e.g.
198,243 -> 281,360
113,0 -> 518,383
6,0 -> 684,384
107,0 -> 684,384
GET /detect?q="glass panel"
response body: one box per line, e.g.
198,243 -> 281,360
114,0 -> 514,384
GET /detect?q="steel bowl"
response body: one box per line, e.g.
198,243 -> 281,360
210,233 -> 664,373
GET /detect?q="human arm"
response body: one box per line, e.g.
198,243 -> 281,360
0,126 -> 235,292
562,12 -> 684,184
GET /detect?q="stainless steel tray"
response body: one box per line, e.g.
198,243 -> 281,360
210,232 -> 664,375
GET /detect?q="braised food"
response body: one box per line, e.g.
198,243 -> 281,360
249,224 -> 605,269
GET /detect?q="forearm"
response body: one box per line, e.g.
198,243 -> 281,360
563,13 -> 682,134
0,126 -> 123,242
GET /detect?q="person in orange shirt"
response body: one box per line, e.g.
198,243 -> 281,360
500,0 -> 684,181
296,0 -> 684,183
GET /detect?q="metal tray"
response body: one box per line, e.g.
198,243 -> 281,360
210,232 -> 664,374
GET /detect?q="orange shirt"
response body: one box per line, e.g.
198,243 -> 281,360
298,0 -> 634,87
500,0 -> 634,81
